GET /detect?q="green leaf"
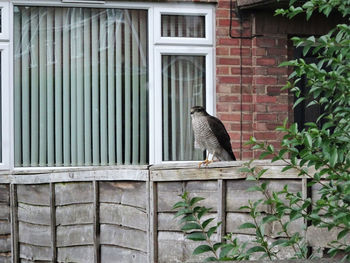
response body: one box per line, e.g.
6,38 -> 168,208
181,222 -> 201,231
262,215 -> 277,225
246,246 -> 266,254
329,147 -> 338,167
193,245 -> 212,255
198,207 -> 212,219
219,244 -> 234,258
190,197 -> 205,206
293,97 -> 305,109
337,229 -> 348,240
271,239 -> 288,247
202,218 -> 214,229
174,208 -> 192,218
172,201 -> 188,209
186,232 -> 206,241
247,186 -> 262,192
208,223 -> 221,238
238,223 -> 256,229
180,214 -> 196,223
304,133 -> 312,148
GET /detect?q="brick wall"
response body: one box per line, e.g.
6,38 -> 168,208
216,0 -> 291,159
215,0 -> 341,160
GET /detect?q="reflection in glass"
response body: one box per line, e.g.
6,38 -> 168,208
162,55 -> 206,161
14,7 -> 148,166
161,15 -> 205,38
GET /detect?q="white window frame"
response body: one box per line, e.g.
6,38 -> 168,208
151,46 -> 215,164
3,0 -> 215,169
0,44 -> 11,169
153,5 -> 214,46
0,1 -> 10,40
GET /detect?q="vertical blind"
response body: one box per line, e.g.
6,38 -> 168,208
161,15 -> 205,38
162,55 -> 206,161
14,7 -> 148,167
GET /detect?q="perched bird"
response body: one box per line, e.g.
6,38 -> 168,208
190,106 -> 236,167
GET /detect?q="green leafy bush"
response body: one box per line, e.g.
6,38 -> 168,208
173,0 -> 350,261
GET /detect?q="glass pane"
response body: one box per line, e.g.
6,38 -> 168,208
161,15 -> 205,38
0,51 -> 1,163
162,55 -> 206,161
14,6 -> 148,167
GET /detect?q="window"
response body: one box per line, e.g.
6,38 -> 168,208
0,44 -> 10,169
0,2 -> 9,39
14,6 -> 148,166
5,2 -> 214,168
161,55 -> 206,161
293,47 -> 325,131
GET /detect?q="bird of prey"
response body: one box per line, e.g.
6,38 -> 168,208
190,106 -> 236,167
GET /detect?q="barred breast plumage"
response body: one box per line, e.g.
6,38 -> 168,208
192,116 -> 221,153
190,106 -> 236,162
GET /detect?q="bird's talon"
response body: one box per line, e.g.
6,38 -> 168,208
199,159 -> 212,168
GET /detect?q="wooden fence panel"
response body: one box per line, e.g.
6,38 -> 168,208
0,164 -> 343,262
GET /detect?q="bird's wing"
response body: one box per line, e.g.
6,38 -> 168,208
207,116 -> 236,160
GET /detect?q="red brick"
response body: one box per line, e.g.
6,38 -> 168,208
243,113 -> 252,121
230,123 -> 241,131
216,67 -> 229,75
256,58 -> 276,66
257,113 -> 277,121
242,77 -> 252,84
266,123 -> 278,130
218,58 -> 240,65
255,123 -> 267,131
242,95 -> 252,103
218,19 -> 232,26
218,76 -> 240,84
242,104 -> 253,111
242,57 -> 252,65
229,133 -> 241,140
230,47 -> 251,56
242,67 -> 252,74
256,96 -> 277,103
217,104 -> 229,112
243,151 -> 253,159
255,132 -> 277,140
230,67 -> 241,74
267,67 -> 287,75
255,77 -> 277,85
220,113 -> 241,122
216,47 -> 230,55
254,67 -> 267,75
216,9 -> 230,18
242,39 -> 252,46
256,38 -> 275,47
217,27 -> 228,37
216,85 -> 231,93
267,48 -> 286,56
254,104 -> 266,112
217,0 -> 231,8
217,38 -> 240,46
267,86 -> 281,96
219,95 -> 240,102
252,48 -> 266,56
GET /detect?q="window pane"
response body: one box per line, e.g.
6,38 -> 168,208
14,6 -> 148,167
0,51 -> 1,163
161,15 -> 205,38
162,55 -> 205,161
